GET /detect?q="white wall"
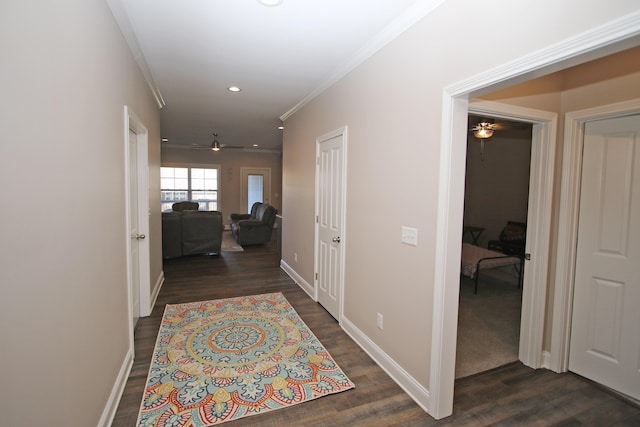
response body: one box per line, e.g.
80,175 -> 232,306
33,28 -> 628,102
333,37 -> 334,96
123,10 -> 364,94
282,0 -> 640,413
0,0 -> 161,425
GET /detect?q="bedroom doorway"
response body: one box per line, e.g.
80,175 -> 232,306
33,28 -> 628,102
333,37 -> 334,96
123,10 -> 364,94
466,101 -> 557,371
456,112 -> 533,378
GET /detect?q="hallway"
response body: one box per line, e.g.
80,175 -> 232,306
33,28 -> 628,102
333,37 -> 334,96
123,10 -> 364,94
113,239 -> 640,426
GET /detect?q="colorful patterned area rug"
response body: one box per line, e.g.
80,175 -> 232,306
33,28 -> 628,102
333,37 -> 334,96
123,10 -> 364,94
136,293 -> 354,426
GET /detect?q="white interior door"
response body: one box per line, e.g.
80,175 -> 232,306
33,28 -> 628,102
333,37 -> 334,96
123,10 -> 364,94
569,114 -> 640,400
128,128 -> 141,327
316,128 -> 346,320
241,168 -> 271,212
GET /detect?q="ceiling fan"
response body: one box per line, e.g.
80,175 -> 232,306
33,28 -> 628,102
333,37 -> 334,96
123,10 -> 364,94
190,133 -> 244,151
468,115 -> 532,135
470,121 -> 499,139
468,115 -> 532,162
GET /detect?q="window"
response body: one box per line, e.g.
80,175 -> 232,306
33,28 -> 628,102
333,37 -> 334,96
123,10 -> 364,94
161,166 -> 219,212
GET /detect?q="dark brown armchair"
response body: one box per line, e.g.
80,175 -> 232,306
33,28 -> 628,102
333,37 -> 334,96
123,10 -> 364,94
230,202 -> 278,245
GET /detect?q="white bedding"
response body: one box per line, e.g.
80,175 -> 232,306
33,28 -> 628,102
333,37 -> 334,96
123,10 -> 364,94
461,243 -> 521,279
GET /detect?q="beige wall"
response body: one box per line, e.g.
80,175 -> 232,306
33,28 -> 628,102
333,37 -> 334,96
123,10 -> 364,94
161,148 -> 282,225
0,0 -> 161,425
282,0 -> 640,398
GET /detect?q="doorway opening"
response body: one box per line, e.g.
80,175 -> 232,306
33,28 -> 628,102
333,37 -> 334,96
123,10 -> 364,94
241,167 -> 271,212
456,114 -> 532,378
429,19 -> 640,418
247,174 -> 264,212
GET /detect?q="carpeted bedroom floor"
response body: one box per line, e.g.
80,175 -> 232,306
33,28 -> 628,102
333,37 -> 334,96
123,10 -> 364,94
456,267 -> 523,378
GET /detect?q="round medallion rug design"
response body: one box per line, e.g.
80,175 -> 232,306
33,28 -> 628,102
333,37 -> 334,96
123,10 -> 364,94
137,293 -> 354,426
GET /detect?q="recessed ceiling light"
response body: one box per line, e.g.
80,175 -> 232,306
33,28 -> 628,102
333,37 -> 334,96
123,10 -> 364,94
278,126 -> 284,130
257,0 -> 283,6
253,144 -> 259,147
228,86 -> 242,92
161,138 -> 168,142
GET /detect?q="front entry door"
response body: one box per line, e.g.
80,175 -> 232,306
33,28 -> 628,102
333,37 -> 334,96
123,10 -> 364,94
569,114 -> 640,400
241,168 -> 271,212
316,128 -> 346,320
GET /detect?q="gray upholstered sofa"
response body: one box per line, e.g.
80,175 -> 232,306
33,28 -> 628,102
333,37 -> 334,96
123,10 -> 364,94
162,202 -> 223,258
230,202 -> 278,245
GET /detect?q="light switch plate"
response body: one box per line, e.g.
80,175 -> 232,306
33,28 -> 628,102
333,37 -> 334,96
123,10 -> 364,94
401,226 -> 418,246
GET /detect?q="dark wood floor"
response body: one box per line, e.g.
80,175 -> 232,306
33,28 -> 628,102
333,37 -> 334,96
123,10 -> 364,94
112,236 -> 640,426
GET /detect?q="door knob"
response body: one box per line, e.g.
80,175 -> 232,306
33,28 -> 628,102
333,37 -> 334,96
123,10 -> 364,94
332,236 -> 341,243
136,234 -> 146,240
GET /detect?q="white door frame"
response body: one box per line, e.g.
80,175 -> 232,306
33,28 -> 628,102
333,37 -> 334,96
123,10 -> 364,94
429,12 -> 640,419
124,106 -> 151,345
468,100 -> 557,367
549,98 -> 640,373
314,126 -> 348,322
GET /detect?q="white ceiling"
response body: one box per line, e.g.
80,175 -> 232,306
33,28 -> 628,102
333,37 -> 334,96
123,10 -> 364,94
115,0 -> 443,151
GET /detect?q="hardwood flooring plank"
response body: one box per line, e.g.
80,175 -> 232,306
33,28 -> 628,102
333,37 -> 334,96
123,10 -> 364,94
112,237 -> 640,426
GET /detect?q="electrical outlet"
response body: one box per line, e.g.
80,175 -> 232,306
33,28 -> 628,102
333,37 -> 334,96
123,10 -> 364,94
401,226 -> 418,246
376,312 -> 383,330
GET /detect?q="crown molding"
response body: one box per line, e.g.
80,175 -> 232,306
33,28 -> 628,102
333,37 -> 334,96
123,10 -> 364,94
106,0 -> 165,109
447,9 -> 640,98
280,0 -> 446,121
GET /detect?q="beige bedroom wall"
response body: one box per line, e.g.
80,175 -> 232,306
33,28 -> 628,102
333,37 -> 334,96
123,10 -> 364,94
282,0 -> 639,395
0,0 -> 161,425
161,148 -> 283,225
463,130 -> 533,248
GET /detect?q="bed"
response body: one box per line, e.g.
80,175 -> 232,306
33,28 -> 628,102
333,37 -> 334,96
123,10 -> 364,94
461,243 -> 523,294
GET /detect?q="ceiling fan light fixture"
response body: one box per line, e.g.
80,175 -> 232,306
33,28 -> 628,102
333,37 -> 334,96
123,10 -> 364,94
472,122 -> 495,139
211,133 -> 221,151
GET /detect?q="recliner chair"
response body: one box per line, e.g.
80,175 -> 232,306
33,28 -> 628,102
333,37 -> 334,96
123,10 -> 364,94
230,202 -> 277,245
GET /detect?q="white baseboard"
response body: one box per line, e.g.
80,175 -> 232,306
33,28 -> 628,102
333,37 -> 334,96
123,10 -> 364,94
98,348 -> 134,427
279,261 -> 429,413
147,271 -> 164,316
280,260 -> 315,299
341,316 -> 430,413
541,350 -> 552,370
